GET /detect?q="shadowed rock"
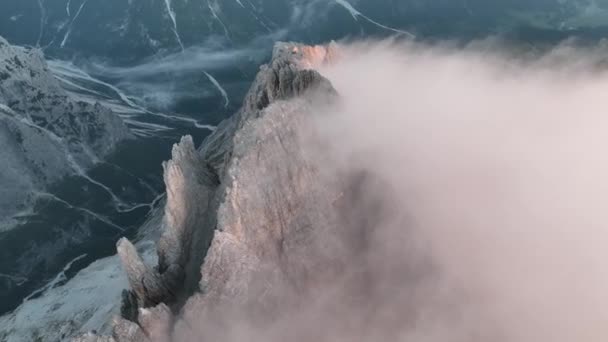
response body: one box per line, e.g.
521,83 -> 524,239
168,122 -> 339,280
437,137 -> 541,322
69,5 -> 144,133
116,238 -> 174,308
116,135 -> 212,313
158,135 -> 209,272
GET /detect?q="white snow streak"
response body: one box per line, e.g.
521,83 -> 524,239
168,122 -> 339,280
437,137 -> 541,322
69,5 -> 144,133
53,74 -> 110,99
23,254 -> 88,302
243,0 -> 271,32
61,0 -> 90,48
13,111 -> 144,214
49,61 -> 142,109
163,0 -> 185,51
36,0 -> 46,47
0,103 -> 16,115
35,192 -> 125,232
48,61 -> 217,132
102,162 -> 160,197
143,110 -> 218,130
123,119 -> 172,132
0,273 -> 27,286
204,71 -> 229,108
65,153 -> 133,212
334,0 -> 415,38
66,0 -> 72,16
207,0 -> 231,39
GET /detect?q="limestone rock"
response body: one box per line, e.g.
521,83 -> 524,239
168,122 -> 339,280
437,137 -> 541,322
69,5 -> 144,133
138,304 -> 172,342
117,135 -> 214,313
93,42 -> 338,342
110,317 -> 148,342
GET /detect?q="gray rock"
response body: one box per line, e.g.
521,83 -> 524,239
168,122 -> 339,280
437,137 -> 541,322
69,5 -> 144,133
88,42 -> 338,341
117,135 -> 215,311
138,304 -> 172,342
71,317 -> 149,342
158,135 -> 212,273
200,42 -> 337,177
173,42 -> 346,341
0,35 -> 131,228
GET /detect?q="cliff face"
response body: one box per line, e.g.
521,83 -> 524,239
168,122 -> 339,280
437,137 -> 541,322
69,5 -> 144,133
0,36 -> 131,227
77,42 -> 342,341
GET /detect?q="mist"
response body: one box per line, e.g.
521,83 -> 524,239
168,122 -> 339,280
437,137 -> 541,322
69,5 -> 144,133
312,39 -> 608,341
169,39 -> 608,341
75,34 -> 286,111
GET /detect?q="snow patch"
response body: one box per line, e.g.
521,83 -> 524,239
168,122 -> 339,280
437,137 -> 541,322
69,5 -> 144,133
0,242 -> 157,342
61,0 -> 91,48
22,254 -> 88,302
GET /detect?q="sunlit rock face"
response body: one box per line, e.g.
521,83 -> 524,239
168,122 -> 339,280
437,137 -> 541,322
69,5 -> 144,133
78,42 -> 340,341
116,135 -> 215,314
183,43 -> 340,311
0,35 -> 130,229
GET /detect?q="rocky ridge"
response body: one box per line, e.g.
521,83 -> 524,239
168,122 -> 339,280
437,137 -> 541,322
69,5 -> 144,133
75,41 -> 340,341
0,35 -> 131,229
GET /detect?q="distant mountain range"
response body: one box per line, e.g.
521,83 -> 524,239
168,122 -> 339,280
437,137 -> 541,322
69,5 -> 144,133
1,0 -> 607,63
0,35 -> 130,232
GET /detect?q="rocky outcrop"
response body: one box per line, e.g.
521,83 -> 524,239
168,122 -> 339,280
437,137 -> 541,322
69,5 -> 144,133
0,36 -> 131,229
200,42 -> 337,176
78,42 -> 339,341
116,135 -> 215,317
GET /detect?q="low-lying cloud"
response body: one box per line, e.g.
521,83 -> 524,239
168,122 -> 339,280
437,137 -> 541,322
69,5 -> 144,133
312,39 -> 608,341
170,39 -> 608,342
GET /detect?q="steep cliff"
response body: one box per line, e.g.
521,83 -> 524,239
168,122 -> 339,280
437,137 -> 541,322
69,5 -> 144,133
0,36 -> 131,230
75,41 -> 341,341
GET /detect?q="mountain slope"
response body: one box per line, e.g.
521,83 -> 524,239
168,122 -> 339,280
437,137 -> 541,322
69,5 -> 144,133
0,35 -> 131,230
0,35 -> 132,312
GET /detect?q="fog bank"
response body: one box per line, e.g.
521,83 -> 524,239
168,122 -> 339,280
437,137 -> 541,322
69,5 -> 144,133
313,39 -> 608,342
172,39 -> 608,342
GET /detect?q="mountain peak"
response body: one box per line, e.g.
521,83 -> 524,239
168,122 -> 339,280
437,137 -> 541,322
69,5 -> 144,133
76,41 -> 339,342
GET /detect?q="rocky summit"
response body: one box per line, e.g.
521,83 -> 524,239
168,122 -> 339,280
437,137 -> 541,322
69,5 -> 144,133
71,41 -> 343,342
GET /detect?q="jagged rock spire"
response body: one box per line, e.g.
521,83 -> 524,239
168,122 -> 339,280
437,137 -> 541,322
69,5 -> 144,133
81,41 -> 338,341
116,136 -> 209,310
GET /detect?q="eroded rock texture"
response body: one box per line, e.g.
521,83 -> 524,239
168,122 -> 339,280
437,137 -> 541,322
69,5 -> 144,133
91,42 -> 340,341
0,35 -> 131,226
117,135 -> 215,315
